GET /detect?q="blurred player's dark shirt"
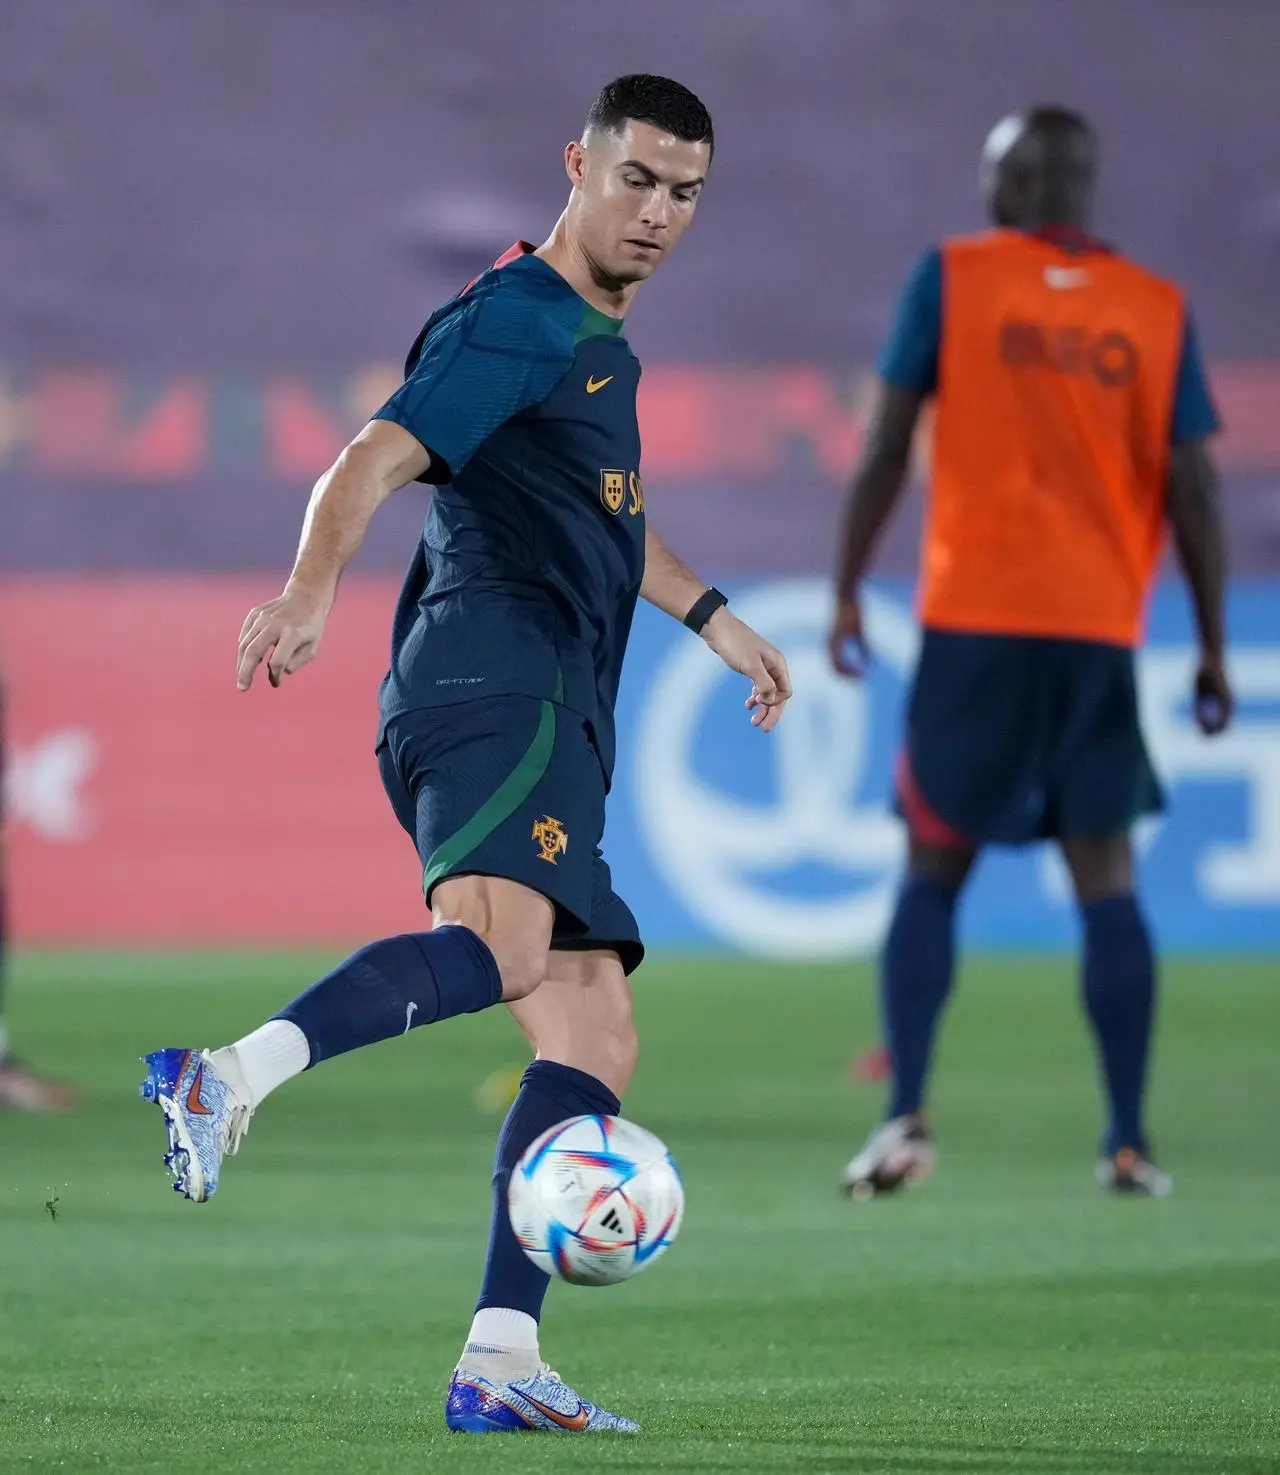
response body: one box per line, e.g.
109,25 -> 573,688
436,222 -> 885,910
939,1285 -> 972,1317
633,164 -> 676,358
373,244 -> 646,785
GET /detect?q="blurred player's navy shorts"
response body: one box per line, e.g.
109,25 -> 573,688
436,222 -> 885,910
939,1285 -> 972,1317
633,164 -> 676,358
897,628 -> 1165,847
377,697 -> 644,974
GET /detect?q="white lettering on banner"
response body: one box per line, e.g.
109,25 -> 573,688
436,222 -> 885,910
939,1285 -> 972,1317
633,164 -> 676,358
635,580 -> 916,958
1141,650 -> 1280,903
5,730 -> 98,841
1042,650 -> 1280,905
639,577 -> 1280,955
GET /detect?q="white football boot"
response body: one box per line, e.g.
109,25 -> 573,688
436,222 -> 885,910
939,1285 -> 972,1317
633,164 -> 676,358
841,1114 -> 936,1199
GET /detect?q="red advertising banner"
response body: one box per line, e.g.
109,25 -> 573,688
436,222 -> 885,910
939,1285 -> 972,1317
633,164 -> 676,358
1,577 -> 426,943
2,362 -> 1278,484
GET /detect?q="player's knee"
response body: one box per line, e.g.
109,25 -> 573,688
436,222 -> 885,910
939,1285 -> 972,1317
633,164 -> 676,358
487,940 -> 550,1002
1061,833 -> 1134,905
908,838 -> 976,891
430,875 -> 555,1001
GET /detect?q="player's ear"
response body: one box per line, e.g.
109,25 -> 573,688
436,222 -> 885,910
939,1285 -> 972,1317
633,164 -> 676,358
565,139 -> 587,187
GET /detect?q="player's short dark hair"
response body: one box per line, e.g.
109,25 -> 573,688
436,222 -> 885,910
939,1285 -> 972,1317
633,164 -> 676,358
1024,105 -> 1097,159
586,74 -> 714,158
1026,104 -> 1094,139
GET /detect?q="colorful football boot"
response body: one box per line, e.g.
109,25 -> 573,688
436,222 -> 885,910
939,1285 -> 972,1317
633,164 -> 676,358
139,1048 -> 252,1202
445,1365 -> 639,1434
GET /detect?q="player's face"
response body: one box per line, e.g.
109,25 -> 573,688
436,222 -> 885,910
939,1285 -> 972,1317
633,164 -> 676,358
567,121 -> 710,285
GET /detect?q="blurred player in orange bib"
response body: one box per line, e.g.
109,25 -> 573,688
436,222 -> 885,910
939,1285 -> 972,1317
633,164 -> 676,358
830,108 -> 1231,1198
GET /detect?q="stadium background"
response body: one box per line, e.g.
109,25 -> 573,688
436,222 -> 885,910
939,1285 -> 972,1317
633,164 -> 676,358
4,2 -> 1280,954
3,6 -> 1278,1472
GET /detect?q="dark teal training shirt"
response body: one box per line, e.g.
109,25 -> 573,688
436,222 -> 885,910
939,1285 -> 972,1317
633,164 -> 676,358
373,243 -> 647,785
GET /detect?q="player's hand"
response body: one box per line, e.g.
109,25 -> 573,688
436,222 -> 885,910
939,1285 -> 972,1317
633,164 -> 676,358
701,608 -> 792,732
236,584 -> 333,691
1193,654 -> 1233,736
828,596 -> 869,678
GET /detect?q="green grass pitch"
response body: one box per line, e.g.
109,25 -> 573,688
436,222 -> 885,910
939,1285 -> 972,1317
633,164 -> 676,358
0,952 -> 1276,1473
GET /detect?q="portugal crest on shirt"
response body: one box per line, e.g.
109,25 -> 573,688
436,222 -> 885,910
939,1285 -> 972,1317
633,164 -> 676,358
599,469 -> 626,515
532,815 -> 568,865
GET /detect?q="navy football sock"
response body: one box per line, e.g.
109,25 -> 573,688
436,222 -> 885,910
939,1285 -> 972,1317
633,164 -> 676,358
882,876 -> 959,1119
273,925 -> 502,1066
1081,893 -> 1156,1156
476,1060 -> 622,1322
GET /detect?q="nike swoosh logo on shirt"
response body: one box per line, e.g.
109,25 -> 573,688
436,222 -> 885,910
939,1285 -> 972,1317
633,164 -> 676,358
585,375 -> 613,393
403,1002 -> 417,1034
1044,266 -> 1092,290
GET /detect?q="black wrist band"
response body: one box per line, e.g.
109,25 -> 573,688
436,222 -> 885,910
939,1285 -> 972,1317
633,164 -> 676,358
683,586 -> 728,634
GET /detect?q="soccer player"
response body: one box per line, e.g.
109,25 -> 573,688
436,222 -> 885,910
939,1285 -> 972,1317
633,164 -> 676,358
139,76 -> 791,1434
828,108 -> 1229,1199
0,679 -> 78,1111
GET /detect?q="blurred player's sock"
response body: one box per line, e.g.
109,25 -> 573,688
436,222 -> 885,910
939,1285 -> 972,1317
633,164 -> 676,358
260,925 -> 502,1075
1081,893 -> 1155,1155
0,695 -> 8,1064
0,872 -> 8,1063
881,876 -> 958,1119
462,1061 -> 622,1376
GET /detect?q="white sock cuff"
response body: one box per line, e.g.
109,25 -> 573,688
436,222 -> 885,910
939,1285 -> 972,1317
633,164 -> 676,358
217,1019 -> 310,1109
466,1307 -> 539,1353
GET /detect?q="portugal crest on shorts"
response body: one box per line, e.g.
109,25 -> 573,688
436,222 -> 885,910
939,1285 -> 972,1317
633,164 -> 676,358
532,815 -> 568,865
600,469 -> 626,515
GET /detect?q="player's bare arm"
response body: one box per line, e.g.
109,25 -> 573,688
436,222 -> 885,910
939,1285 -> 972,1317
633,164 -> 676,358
829,382 -> 927,675
1166,437 -> 1233,734
236,420 -> 431,691
641,524 -> 792,731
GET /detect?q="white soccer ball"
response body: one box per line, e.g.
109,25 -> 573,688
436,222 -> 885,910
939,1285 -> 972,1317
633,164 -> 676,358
508,1114 -> 684,1286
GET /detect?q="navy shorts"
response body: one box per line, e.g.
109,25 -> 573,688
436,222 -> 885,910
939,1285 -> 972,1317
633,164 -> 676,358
898,629 -> 1164,847
377,697 -> 644,975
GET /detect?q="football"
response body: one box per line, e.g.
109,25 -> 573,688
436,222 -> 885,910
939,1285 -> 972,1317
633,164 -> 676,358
508,1114 -> 684,1286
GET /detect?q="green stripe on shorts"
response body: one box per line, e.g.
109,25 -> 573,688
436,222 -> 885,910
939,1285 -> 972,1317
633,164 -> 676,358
421,699 -> 557,898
